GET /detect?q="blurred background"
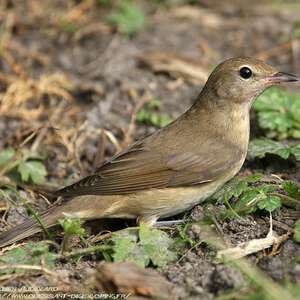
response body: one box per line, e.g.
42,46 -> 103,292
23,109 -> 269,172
0,1 -> 300,298
0,0 -> 299,181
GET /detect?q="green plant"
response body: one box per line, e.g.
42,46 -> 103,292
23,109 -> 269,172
211,175 -> 300,217
136,98 -> 172,127
254,87 -> 300,139
110,224 -> 176,267
282,180 -> 300,199
59,20 -> 78,33
293,219 -> 300,243
292,20 -> 300,38
0,147 -> 47,185
106,1 -> 145,35
96,0 -> 112,5
248,138 -> 300,161
175,222 -> 196,247
153,0 -> 198,5
0,187 -> 52,240
58,218 -> 86,252
0,241 -> 56,274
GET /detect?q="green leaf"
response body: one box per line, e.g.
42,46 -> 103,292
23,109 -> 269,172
0,241 -> 56,274
112,230 -> 149,267
148,98 -> 162,109
256,184 -> 277,194
96,0 -> 112,5
212,174 -> 262,204
22,149 -> 45,161
246,174 -> 264,183
292,21 -> 300,38
248,138 -> 291,159
212,175 -> 285,216
254,87 -> 300,139
282,181 -> 300,199
111,225 -> 176,267
0,148 -> 15,167
59,20 -> 78,33
58,218 -> 85,238
290,144 -> 300,161
233,189 -> 260,214
17,160 -> 47,184
139,223 -> 177,267
106,1 -> 145,35
257,195 -> 281,212
285,282 -> 300,300
136,98 -> 172,128
159,114 -> 173,127
248,138 -> 300,161
293,219 -> 300,243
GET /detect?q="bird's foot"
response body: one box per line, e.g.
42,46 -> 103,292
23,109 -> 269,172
137,216 -> 183,227
154,220 -> 184,227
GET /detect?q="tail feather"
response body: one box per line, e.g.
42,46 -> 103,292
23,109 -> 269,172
0,205 -> 64,248
0,195 -> 113,248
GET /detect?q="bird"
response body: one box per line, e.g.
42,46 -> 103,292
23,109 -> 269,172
0,57 -> 298,247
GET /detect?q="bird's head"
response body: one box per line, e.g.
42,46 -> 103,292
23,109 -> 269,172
202,57 -> 298,106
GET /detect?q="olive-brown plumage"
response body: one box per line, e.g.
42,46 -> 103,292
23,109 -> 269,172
0,57 -> 298,247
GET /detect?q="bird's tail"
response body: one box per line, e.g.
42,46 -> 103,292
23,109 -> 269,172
0,205 -> 65,248
0,194 -> 116,248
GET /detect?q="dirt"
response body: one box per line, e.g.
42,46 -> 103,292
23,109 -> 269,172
162,204 -> 300,299
0,0 -> 300,299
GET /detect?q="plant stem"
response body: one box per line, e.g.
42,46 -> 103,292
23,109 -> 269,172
17,191 -> 52,239
269,192 -> 300,209
57,244 -> 111,259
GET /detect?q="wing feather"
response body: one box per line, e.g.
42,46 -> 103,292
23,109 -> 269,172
56,137 -> 243,197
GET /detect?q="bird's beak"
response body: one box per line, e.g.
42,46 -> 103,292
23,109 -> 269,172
266,72 -> 299,84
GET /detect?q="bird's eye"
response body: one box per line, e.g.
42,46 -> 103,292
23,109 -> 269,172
239,66 -> 252,79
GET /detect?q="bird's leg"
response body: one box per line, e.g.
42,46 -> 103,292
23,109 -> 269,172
137,215 -> 159,227
154,220 -> 184,227
137,215 -> 184,227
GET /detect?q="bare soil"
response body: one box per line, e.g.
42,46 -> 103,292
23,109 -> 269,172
0,0 -> 300,299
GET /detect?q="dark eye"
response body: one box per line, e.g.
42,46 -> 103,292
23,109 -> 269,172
239,67 -> 252,79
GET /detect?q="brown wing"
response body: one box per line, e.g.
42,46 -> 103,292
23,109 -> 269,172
55,139 -> 242,197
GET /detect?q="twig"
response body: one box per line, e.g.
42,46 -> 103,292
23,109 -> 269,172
0,264 -> 57,277
198,223 -> 297,300
74,22 -> 111,41
272,219 -> 293,232
121,92 -> 153,148
16,191 -> 52,240
0,242 -> 27,255
217,215 -> 291,260
7,39 -> 50,65
57,244 -> 110,260
0,151 -> 22,177
59,226 -> 141,259
31,102 -> 66,153
88,230 -> 112,244
139,52 -> 209,84
0,273 -> 26,282
90,226 -> 140,244
255,38 -> 300,60
292,38 -> 300,73
177,240 -> 203,264
64,0 -> 94,23
0,71 -> 16,85
94,130 -> 106,170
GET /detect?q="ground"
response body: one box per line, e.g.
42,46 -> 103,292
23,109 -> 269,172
0,1 -> 300,299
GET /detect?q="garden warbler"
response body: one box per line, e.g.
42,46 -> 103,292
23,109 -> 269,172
0,57 -> 298,247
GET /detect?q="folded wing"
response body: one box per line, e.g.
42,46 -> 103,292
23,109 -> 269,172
55,138 -> 242,197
